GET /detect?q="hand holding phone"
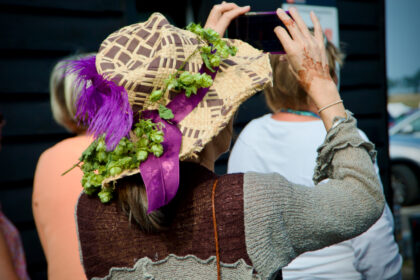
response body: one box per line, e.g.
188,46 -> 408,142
227,11 -> 290,53
204,3 -> 250,37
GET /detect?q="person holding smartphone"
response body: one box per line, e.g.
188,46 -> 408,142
72,4 -> 385,279
229,12 -> 402,280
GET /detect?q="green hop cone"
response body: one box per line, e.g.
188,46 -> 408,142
201,45 -> 212,54
210,55 -> 221,67
98,189 -> 113,203
138,137 -> 149,148
97,151 -> 107,163
109,166 -> 122,176
203,28 -> 220,42
96,139 -> 107,152
228,45 -> 237,56
165,76 -> 179,91
83,183 -> 98,195
179,72 -> 194,86
220,48 -> 229,59
136,150 -> 148,162
119,156 -> 133,168
81,162 -> 94,172
150,143 -> 163,157
186,22 -> 203,36
197,73 -> 213,88
126,141 -> 134,152
150,89 -> 164,102
114,145 -> 124,156
82,173 -> 101,195
150,131 -> 164,143
134,127 -> 143,138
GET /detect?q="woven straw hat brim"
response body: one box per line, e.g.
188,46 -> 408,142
96,13 -> 272,186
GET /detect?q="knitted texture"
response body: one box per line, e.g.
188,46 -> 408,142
93,255 -> 261,280
76,163 -> 255,279
243,113 -> 384,280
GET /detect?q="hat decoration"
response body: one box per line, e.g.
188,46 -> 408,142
65,55 -> 133,150
63,20 -> 239,212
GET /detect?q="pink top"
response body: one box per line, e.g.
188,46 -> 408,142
33,135 -> 92,280
0,206 -> 30,280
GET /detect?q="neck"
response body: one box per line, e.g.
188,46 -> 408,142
272,102 -> 320,122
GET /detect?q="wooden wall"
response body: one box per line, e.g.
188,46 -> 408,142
0,0 -> 388,278
0,0 -> 145,278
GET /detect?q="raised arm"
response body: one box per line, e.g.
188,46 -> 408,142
242,8 -> 385,279
275,8 -> 346,130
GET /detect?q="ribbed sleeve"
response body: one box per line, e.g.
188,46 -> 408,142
243,112 -> 385,280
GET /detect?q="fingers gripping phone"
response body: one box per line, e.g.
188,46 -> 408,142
227,11 -> 290,53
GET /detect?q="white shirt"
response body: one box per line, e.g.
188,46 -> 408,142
228,114 -> 402,280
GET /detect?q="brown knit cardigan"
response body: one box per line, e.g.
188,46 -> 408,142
76,162 -> 280,279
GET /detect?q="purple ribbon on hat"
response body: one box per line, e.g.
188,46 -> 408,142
140,65 -> 218,213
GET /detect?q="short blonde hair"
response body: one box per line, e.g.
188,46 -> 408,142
49,54 -> 95,134
264,40 -> 344,112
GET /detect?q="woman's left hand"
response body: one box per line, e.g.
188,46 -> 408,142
204,2 -> 250,37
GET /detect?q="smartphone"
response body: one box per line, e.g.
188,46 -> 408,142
227,11 -> 290,54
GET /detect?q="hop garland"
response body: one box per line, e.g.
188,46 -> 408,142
63,119 -> 164,203
64,23 -> 238,202
151,23 -> 237,119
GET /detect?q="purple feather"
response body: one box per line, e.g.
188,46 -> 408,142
65,56 -> 133,150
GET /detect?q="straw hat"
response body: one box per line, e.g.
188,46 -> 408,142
70,13 -> 271,207
97,12 -> 270,158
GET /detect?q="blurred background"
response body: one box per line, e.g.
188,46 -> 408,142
0,0 -> 418,279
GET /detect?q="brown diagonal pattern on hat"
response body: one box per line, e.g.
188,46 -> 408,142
95,13 -> 271,186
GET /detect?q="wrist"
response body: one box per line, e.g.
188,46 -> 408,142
307,78 -> 339,109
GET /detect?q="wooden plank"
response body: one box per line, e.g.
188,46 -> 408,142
357,117 -> 388,146
338,1 -> 380,27
0,186 -> 33,225
0,0 -> 123,12
0,12 -> 123,51
341,88 -> 386,116
340,60 -> 383,87
20,229 -> 46,269
340,29 -> 380,56
0,56 -> 61,94
0,140 -> 59,182
0,100 -> 68,137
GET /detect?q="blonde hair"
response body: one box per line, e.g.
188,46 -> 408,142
264,40 -> 344,112
49,53 -> 95,134
116,174 -> 175,233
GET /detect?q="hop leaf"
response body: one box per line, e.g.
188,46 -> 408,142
158,105 -> 174,120
150,89 -> 164,102
201,53 -> 215,72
